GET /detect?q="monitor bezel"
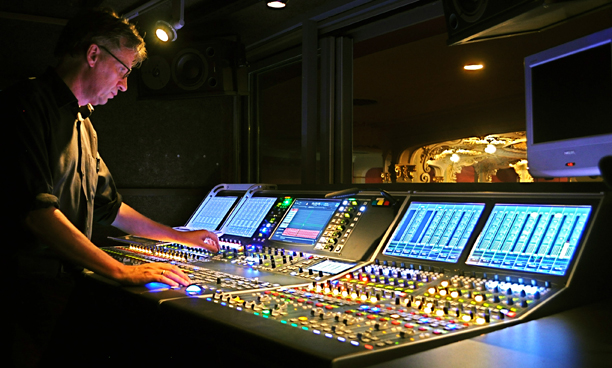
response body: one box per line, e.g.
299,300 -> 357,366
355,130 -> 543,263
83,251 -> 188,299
525,26 -> 612,178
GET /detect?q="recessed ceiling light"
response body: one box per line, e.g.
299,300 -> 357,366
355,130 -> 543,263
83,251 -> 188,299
267,1 -> 287,8
464,64 -> 484,71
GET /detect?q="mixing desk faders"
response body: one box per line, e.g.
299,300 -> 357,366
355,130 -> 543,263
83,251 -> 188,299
97,185 -> 611,368
181,262 -> 553,361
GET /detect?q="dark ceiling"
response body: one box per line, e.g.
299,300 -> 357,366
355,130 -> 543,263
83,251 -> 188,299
2,0 -> 612,150
0,0 -> 331,88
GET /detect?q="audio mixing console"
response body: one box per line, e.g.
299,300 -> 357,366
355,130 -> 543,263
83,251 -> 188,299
103,186 -> 402,295
95,185 -> 611,368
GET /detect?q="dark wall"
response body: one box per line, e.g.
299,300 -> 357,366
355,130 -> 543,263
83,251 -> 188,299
91,82 -> 236,246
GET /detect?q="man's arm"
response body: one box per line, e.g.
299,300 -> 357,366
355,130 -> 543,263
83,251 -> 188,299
25,207 -> 192,286
110,203 -> 220,252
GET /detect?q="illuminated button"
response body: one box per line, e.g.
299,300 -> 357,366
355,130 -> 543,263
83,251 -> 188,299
474,294 -> 485,303
185,284 -> 203,295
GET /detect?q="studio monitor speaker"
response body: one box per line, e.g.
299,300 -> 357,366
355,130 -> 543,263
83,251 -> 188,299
442,0 -> 611,45
137,39 -> 248,99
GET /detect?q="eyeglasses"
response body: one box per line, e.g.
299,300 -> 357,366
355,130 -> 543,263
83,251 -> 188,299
98,45 -> 132,79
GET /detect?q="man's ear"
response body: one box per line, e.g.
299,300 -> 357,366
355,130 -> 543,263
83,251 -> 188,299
86,44 -> 100,67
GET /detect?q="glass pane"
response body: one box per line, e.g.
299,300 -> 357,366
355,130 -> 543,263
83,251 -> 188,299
257,61 -> 302,184
353,9 -> 611,184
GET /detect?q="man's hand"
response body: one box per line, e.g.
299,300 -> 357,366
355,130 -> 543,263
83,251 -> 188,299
112,203 -> 221,253
117,262 -> 191,287
176,230 -> 220,252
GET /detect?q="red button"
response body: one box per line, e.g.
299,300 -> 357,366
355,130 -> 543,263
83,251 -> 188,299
364,344 -> 373,350
367,315 -> 377,320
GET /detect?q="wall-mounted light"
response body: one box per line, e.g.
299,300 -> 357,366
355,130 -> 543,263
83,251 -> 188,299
155,0 -> 184,42
267,1 -> 287,9
485,144 -> 497,154
450,153 -> 460,163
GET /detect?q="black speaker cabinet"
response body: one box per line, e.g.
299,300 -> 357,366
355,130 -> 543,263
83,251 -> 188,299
442,0 -> 612,45
137,39 -> 248,99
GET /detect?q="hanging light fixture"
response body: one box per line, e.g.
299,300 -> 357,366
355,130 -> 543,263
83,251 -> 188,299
155,0 -> 184,42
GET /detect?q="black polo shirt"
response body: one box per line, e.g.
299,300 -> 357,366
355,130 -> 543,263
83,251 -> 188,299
2,67 -> 122,257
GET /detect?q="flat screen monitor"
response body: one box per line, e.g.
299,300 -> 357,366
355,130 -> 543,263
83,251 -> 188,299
382,202 -> 485,263
184,196 -> 239,231
466,204 -> 592,276
525,26 -> 612,177
223,197 -> 277,237
270,199 -> 341,246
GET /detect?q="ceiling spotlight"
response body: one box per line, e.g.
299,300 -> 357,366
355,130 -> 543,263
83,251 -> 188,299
267,1 -> 287,9
155,20 -> 177,42
155,0 -> 184,42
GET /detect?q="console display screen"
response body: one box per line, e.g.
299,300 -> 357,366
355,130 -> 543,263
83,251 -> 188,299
466,204 -> 591,275
270,199 -> 341,245
186,196 -> 238,231
224,197 -> 277,237
382,202 -> 485,263
308,260 -> 356,275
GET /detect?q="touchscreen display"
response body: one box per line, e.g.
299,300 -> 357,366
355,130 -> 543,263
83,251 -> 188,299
382,202 -> 485,263
466,204 -> 591,275
270,199 -> 341,245
186,196 -> 238,231
224,197 -> 277,237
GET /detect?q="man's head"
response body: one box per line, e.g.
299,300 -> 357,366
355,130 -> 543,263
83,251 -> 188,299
55,8 -> 147,106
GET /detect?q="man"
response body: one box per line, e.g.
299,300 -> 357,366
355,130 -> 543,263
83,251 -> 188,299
4,8 -> 219,366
